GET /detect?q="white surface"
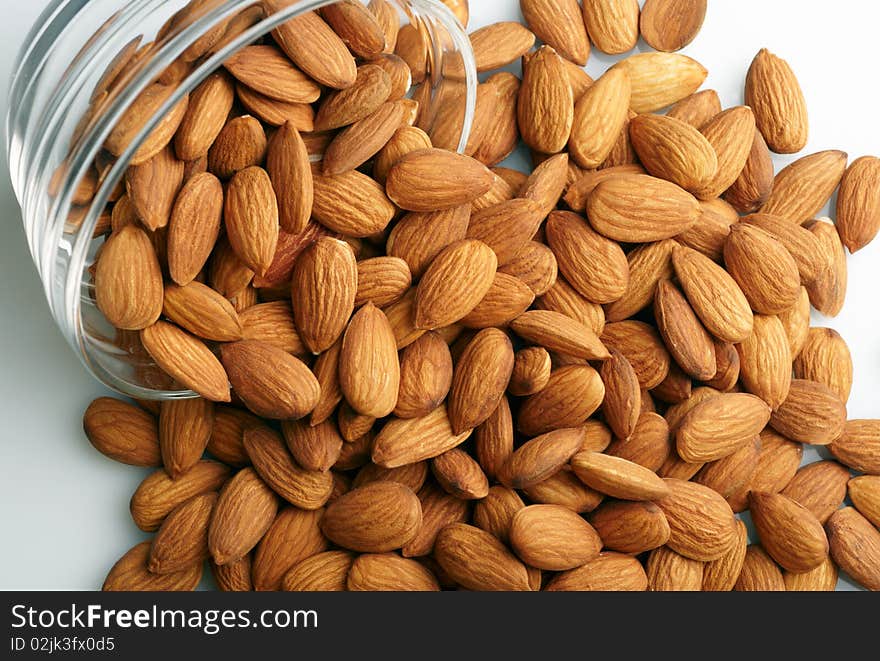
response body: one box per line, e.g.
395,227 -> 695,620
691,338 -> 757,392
0,0 -> 878,589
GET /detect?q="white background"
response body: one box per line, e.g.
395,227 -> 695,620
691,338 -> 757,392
0,0 -> 878,589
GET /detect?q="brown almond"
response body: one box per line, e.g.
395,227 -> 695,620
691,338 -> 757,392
724,223 -> 800,315
511,310 -> 609,361
466,199 -> 544,266
83,397 -> 161,467
282,550 -> 354,591
826,507 -> 880,591
517,366 -> 605,436
434,523 -> 531,591
158,397 -> 213,479
745,48 -> 808,154
312,166 -> 396,238
103,541 -> 201,592
568,67 -> 631,169
372,405 -> 472,468
387,205 -> 470,279
831,420 -> 880,474
235,84 -> 315,130
702,519 -> 748,591
509,347 -> 552,398
605,239 -> 675,322
676,392 -> 770,463
848,476 -> 880,528
148,492 -> 217,574
347,553 -> 439,591
125,146 -> 184,231
749,491 -> 829,573
386,148 -> 494,212
640,0 -> 707,52
666,89 -> 721,129
545,552 -> 647,591
589,500 -> 670,554
431,448 -> 489,500
321,481 -> 420,552
523,469 -> 604,514
656,478 -> 737,561
461,272 -> 535,329
474,398 -> 514,482
742,213 -> 826,286
783,556 -> 839,592
614,52 -> 707,113
224,166 -> 279,276
469,22 -> 535,72
736,314 -> 792,410
654,279 -> 716,381
223,44 -> 321,103
836,155 -> 880,252
521,0 -> 590,65
509,504 -> 602,571
339,303 -> 400,418
781,460 -> 851,524
805,218 -> 848,317
695,106 -> 756,200
252,506 -> 327,591
266,122 -> 313,235
770,379 -> 847,446
571,452 -> 669,501
725,129 -> 774,213
473,485 -> 526,543
207,406 -> 260,467
601,321 -> 671,391
517,46 -> 574,155
167,171 -> 223,285
735,545 -> 785,591
448,328 -> 514,434
174,71 -> 235,160
646,546 -> 704,591
321,0 -> 386,59
582,0 -> 640,54
499,427 -> 585,490
239,301 -> 306,356
207,115 -> 267,180
793,327 -> 853,403
220,340 -> 319,419
761,150 -> 848,223
498,242 -> 559,298
280,420 -> 343,473
403,483 -> 470,557
208,467 -> 278,565
162,281 -> 243,342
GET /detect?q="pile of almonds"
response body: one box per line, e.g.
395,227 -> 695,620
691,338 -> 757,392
74,0 -> 880,591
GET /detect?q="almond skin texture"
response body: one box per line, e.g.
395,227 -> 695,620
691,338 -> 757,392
315,63 -> 392,131
568,67 -> 631,169
509,504 -> 602,571
162,281 -> 243,342
414,239 -> 498,330
448,329 -> 514,435
355,257 -> 412,309
742,213 -> 825,287
640,0 -> 707,52
520,0 -> 590,65
696,106 -> 756,200
571,452 -> 669,501
676,392 -> 770,463
339,303 -> 400,418
148,492 -> 217,574
735,545 -> 785,591
103,541 -> 201,592
589,500 -> 671,554
266,122 -> 313,234
825,507 -> 880,591
387,206 -> 470,280
252,507 -> 327,591
761,151 -> 848,223
130,461 -> 230,532
140,322 -> 230,402
434,523 -> 531,591
473,485 -> 525,543
466,199 -> 544,266
666,89 -> 721,128
95,225 -> 164,331
174,71 -> 235,160
125,146 -> 183,232
545,210 -> 629,304
831,420 -> 880,474
736,314 -> 792,411
653,279 -> 716,381
499,427 -> 585,490
600,350 -> 642,440
784,557 -> 839,592
403,483 -> 470,557
208,467 -> 278,566
770,379 -> 847,447
461,272 -> 536,329
605,239 -> 675,323
587,174 -> 701,243
312,168 -> 396,237
629,113 -> 718,195
582,0 -> 640,55
321,481 -> 421,553
372,405 -> 472,468
646,546 -> 704,591
291,237 -> 358,354
749,492 -> 829,573
281,419 -> 343,473
83,397 -> 161,467
167,171 -> 223,285
517,366 -> 605,437
781,460 -> 851,524
745,48 -> 808,154
386,149 -> 494,211
243,427 -> 333,510
347,553 -> 440,591
511,310 -> 609,361
545,552 -> 647,591
282,550 -> 354,591
702,519 -> 748,591
725,130 -> 774,214
469,22 -> 535,72
805,218 -> 848,317
518,46 -> 573,155
724,224 -> 801,315
158,397 -> 214,479
220,340 -> 320,420
222,45 -> 321,104
836,156 -> 880,253
656,478 -> 737,561
323,100 -> 405,175
848,476 -> 880,529
672,245 -> 754,343
394,332 -> 453,419
793,328 -> 853,403
614,52 -> 707,114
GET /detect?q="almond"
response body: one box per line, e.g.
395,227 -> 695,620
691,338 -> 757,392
265,122 -> 313,235
394,24 -> 427,84
831,420 -> 880,474
148,492 -> 216,574
473,485 -> 525,543
536,277 -> 607,333
604,239 -> 675,322
387,205 -> 470,279
291,237 -> 357,354
509,504 -> 601,571
223,44 -> 321,104
780,286 -> 812,358
239,301 -> 306,356
103,541 -> 201,592
793,327 -> 853,403
393,332 -> 453,419
568,67 -> 631,169
783,556 -> 839,592
321,481 -> 421,552
474,397 -> 514,482
431,449 -> 489,500
282,549 -> 353,591
208,467 -> 278,565
158,397 -> 214,478
352,461 -> 427,492
695,106 -> 756,200
323,101 -> 405,175
469,22 -> 535,72
749,491 -> 828,573
167,172 -> 223,285
571,452 -> 669,501
589,500 -> 670,554
140,321 -> 230,401
174,71 -> 235,160
368,0 -> 399,53
750,428 -> 803,495
600,321 -> 671,390
374,125 -> 433,183
640,0 -> 707,52
517,366 -> 605,436
207,406 -> 260,467
702,519 -> 748,591
321,0 -> 386,59
125,146 -> 184,232
545,552 -> 647,591
520,0 -> 590,65
606,412 -> 670,471
95,225 -> 164,331
414,239 -> 498,330
734,545 -> 785,591
805,218 -> 848,317
498,242 -> 559,297
338,303 -> 400,418
434,523 -> 531,591
472,73 -> 521,166
447,328 -> 514,434
236,84 -> 315,130
347,553 -> 439,591
656,478 -> 737,561
614,52 -> 707,113
220,340 -> 319,419
836,155 -> 880,252
826,507 -> 880,590
267,5 -> 357,89
252,506 -> 327,591
563,163 -> 645,211
461,272 -> 535,329
511,310 -> 609,361
105,84 -> 189,165
672,245 -> 753,343
587,174 -> 701,243
736,314 -> 792,410
499,427 -> 585,489
466,199 -> 544,266
509,347 -> 552,398
83,397 -> 161,467
207,115 -> 267,179
280,419 -> 343,473
403,483 -> 470,557
725,129 -> 774,213
312,167 -> 396,237
315,63 -> 392,131
629,113 -> 718,195
645,546 -> 704,591
745,48 -> 808,154
162,281 -> 243,342
211,555 -> 253,592
781,460 -> 850,524
518,46 -> 573,155
848,476 -> 880,528
761,150 -> 848,223
654,279 -> 716,381
372,405 -> 472,468
742,213 -> 825,286
243,426 -> 333,509
130,460 -> 230,532
666,89 -> 721,129
770,379 -> 847,446
676,392 -> 769,463
386,148 -> 494,211
523,469 -> 604,513
582,0 -> 640,54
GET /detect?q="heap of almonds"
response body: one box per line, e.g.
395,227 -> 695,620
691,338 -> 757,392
75,0 -> 880,591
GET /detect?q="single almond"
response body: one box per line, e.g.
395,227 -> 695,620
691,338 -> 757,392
826,507 -> 880,591
735,314 -> 792,410
498,427 -> 585,489
125,146 -> 184,231
339,303 -> 400,418
432,448 -> 489,500
646,546 -> 704,591
434,523 -> 531,591
220,340 -> 319,419
604,239 -> 675,322
158,397 -> 214,479
695,106 -> 756,200
676,392 -> 770,463
208,467 -> 278,565
174,71 -> 235,160
207,115 -> 267,180
148,492 -> 217,574
223,44 -> 321,104
582,0 -> 640,54
167,171 -> 223,286
517,46 -> 574,155
654,279 -> 716,381
372,405 -> 472,468
347,553 -> 439,591
312,167 -> 396,237
600,321 -> 671,390
448,328 -> 514,435
770,379 -> 847,446
280,419 -> 343,473
848,476 -> 880,529
836,155 -> 880,252
162,281 -> 243,342
517,366 -> 605,437
509,504 -> 602,571
252,506 -> 327,591
323,101 -> 405,175
402,484 -> 470,558
725,129 -> 774,213
545,552 -> 647,591
749,491 -> 828,573
266,122 -> 313,235
520,0 -> 590,65
666,89 -> 721,129
571,452 -> 669,501
606,412 -> 669,471
734,545 -> 785,591
103,541 -> 201,592
640,0 -> 707,52
474,397 -> 515,482
589,500 -> 670,554
614,52 -> 707,113
207,406 -> 260,467
461,272 -> 536,329
239,300 -> 306,356
469,22 -> 535,72
315,63 -> 392,131
83,397 -> 161,467
387,205 -> 470,279
761,150 -> 848,223
745,48 -> 808,154
321,481 -> 421,552
783,556 -> 839,592
805,218 -> 848,317
510,310 -> 609,361
235,84 -> 315,130
386,148 -> 494,211
568,67 -> 631,169
793,327 -> 853,403
282,550 -> 353,591
321,0 -> 386,59
656,478 -> 737,561
498,242 -> 559,298
702,519 -> 748,591
466,199 -> 544,266
742,213 -> 826,286
781,460 -> 851,524
831,419 -> 880,474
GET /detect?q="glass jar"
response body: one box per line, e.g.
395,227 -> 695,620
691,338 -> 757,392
6,0 -> 477,399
